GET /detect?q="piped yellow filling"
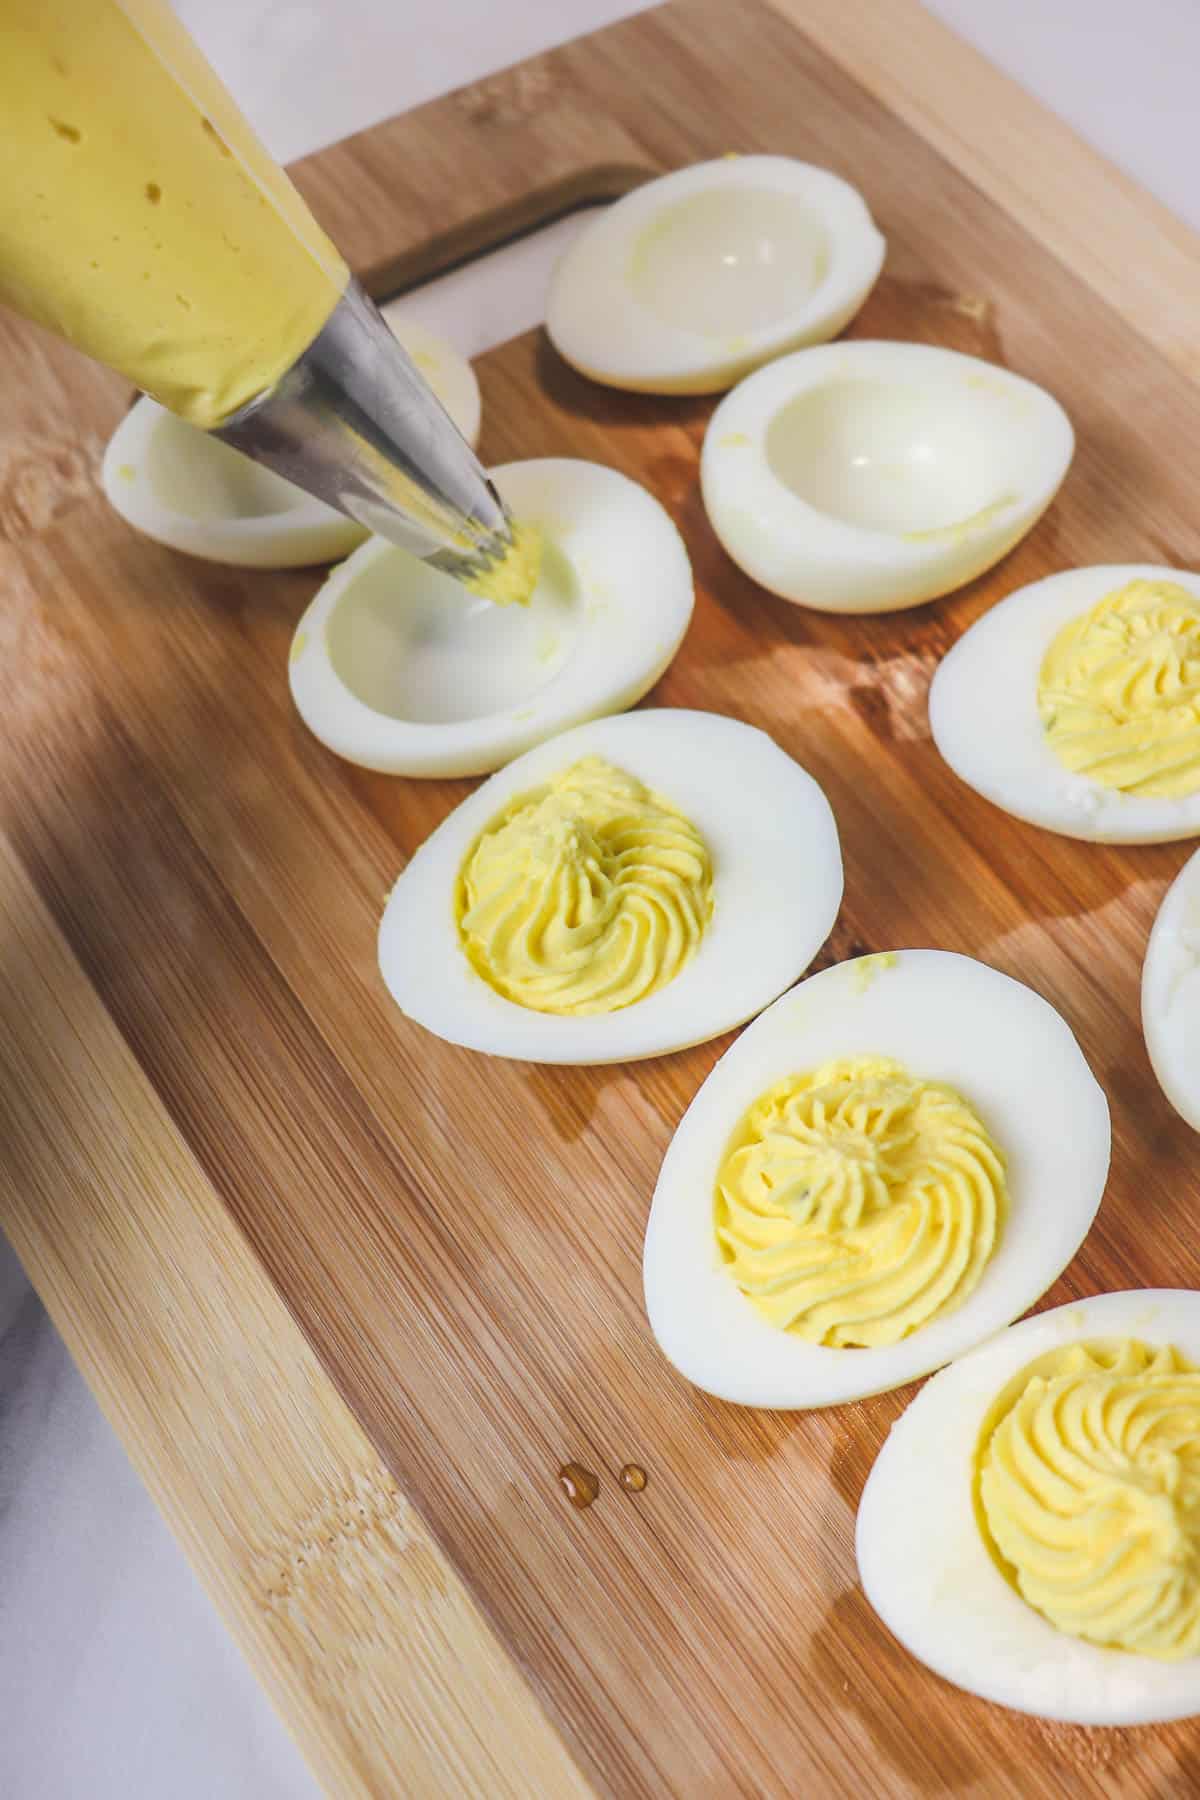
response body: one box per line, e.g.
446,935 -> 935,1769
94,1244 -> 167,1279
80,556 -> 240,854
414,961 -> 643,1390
468,521 -> 543,608
715,1056 -> 1006,1347
1038,579 -> 1200,797
456,756 -> 712,1015
977,1339 -> 1200,1659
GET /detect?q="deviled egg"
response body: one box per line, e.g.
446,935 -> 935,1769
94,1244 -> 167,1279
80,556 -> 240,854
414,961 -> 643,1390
546,156 -> 884,395
701,341 -> 1073,612
643,950 -> 1109,1406
1142,846 -> 1200,1129
858,1290 -> 1200,1724
290,459 -> 693,777
102,312 -> 480,568
378,708 -> 843,1063
931,565 -> 1200,842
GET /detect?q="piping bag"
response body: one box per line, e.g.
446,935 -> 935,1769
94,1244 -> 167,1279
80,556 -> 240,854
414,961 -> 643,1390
0,0 -> 523,596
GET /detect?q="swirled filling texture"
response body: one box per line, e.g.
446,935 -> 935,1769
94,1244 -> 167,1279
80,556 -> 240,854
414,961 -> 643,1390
714,1056 -> 1006,1348
978,1339 -> 1200,1659
456,756 -> 712,1015
1038,579 -> 1200,797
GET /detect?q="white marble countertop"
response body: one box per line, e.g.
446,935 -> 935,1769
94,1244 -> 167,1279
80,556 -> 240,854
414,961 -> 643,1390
4,2 -> 1199,1794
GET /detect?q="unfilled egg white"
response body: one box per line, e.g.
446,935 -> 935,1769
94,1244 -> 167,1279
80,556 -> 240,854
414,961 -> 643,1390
701,341 -> 1073,612
101,312 -> 481,569
1142,845 -> 1200,1129
546,155 -> 884,395
289,458 -> 694,778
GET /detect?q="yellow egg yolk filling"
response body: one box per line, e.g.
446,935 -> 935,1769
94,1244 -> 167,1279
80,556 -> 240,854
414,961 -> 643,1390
715,1056 -> 1007,1348
468,521 -> 543,608
977,1339 -> 1200,1659
456,757 -> 713,1016
1038,579 -> 1200,797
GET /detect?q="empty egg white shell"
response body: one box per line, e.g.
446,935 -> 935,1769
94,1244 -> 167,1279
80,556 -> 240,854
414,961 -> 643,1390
930,565 -> 1200,843
643,950 -> 1109,1407
101,314 -> 480,569
1142,846 -> 1200,1128
546,155 -> 885,395
857,1289 -> 1200,1725
378,708 -> 843,1064
289,458 -> 694,777
701,341 -> 1073,612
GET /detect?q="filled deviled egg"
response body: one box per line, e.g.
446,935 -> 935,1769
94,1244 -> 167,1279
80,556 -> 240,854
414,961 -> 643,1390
931,565 -> 1200,842
378,708 -> 843,1063
858,1289 -> 1200,1724
644,950 -> 1109,1406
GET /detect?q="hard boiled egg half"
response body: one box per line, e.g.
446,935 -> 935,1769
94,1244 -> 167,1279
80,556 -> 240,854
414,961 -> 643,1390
644,950 -> 1109,1406
1142,845 -> 1200,1129
546,156 -> 884,395
290,459 -> 694,777
931,565 -> 1200,842
858,1289 -> 1200,1724
701,342 -> 1073,611
101,309 -> 480,569
378,708 -> 843,1063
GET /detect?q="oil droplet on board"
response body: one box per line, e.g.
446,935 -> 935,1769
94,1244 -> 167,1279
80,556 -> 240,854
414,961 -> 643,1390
619,1463 -> 648,1493
558,1462 -> 599,1509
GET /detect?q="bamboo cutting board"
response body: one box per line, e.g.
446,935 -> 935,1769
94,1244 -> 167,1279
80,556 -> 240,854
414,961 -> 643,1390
5,0 -> 1200,1792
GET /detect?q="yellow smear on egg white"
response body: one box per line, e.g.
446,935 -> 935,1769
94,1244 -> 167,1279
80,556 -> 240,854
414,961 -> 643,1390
1039,579 -> 1200,797
977,1338 -> 1200,1659
851,951 -> 897,994
456,756 -> 712,1016
715,1056 -> 1006,1347
902,493 -> 1017,544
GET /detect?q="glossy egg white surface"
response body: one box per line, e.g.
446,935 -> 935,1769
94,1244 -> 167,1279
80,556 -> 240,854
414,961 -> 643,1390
930,565 -> 1200,843
101,313 -> 480,569
701,341 -> 1073,612
1142,846 -> 1200,1129
643,951 -> 1109,1407
858,1289 -> 1200,1725
378,708 -> 843,1064
290,458 -> 694,777
546,156 -> 884,395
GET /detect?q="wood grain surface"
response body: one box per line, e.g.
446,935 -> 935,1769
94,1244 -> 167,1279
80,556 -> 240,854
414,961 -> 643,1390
4,0 -> 1200,1793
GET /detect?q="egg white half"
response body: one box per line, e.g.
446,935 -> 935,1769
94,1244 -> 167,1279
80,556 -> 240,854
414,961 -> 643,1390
643,950 -> 1109,1406
290,459 -> 694,777
701,341 -> 1073,612
857,1289 -> 1200,1725
101,314 -> 480,569
546,156 -> 884,395
930,564 -> 1200,843
378,708 -> 843,1064
1142,846 -> 1200,1129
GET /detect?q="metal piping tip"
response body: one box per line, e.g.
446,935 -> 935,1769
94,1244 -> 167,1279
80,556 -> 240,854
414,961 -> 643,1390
214,277 -> 509,578
426,507 -> 523,587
